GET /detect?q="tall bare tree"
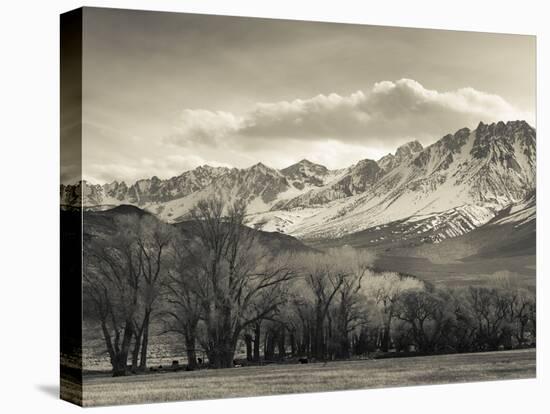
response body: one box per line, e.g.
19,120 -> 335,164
184,197 -> 295,368
468,287 -> 510,350
299,253 -> 346,360
84,216 -> 143,376
84,214 -> 171,375
331,248 -> 370,358
130,216 -> 172,371
396,289 -> 452,352
163,231 -> 203,369
363,272 -> 423,352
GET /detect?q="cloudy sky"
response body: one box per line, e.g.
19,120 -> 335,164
79,7 -> 535,184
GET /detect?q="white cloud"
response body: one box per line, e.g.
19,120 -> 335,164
84,79 -> 534,183
169,109 -> 242,146
169,78 -> 533,150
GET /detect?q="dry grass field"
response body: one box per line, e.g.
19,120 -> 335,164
81,348 -> 535,407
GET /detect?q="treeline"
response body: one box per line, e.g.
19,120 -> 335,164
83,198 -> 536,377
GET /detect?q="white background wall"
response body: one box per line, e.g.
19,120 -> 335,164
0,0 -> 547,412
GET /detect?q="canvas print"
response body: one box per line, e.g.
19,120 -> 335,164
60,7 -> 536,407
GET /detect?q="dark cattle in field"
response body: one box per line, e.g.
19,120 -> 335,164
298,357 -> 308,364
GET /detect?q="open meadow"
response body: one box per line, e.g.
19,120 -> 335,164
82,348 -> 535,407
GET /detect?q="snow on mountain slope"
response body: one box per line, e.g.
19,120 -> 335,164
248,121 -> 535,241
63,120 -> 536,246
488,191 -> 536,227
60,165 -> 229,207
377,140 -> 423,172
385,191 -> 537,265
63,159 -> 346,221
280,159 -> 340,189
145,161 -> 346,222
271,141 -> 423,212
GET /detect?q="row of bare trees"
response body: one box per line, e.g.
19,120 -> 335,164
84,198 -> 295,374
83,198 -> 536,376
390,284 -> 536,354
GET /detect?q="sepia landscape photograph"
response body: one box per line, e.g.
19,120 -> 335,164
60,7 -> 536,407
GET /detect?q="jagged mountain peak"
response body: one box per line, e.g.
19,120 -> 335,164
471,120 -> 535,161
282,158 -> 328,172
249,119 -> 535,240
65,119 -> 536,247
342,158 -> 383,192
395,140 -> 423,158
353,158 -> 378,169
193,164 -> 228,173
247,161 -> 272,171
377,140 -> 423,172
477,120 -> 534,135
279,158 -> 331,191
427,127 -> 471,156
377,153 -> 395,171
250,161 -> 268,169
246,162 -> 281,176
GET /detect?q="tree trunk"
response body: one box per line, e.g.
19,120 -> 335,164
302,323 -> 312,357
289,330 -> 296,356
100,320 -> 116,370
380,324 -> 391,352
314,311 -> 325,360
253,322 -> 261,362
131,329 -> 142,372
222,348 -> 234,368
139,311 -> 151,370
244,334 -> 253,362
206,336 -> 237,369
112,354 -> 128,377
327,314 -> 333,360
338,335 -> 350,359
208,345 -> 235,368
185,333 -> 197,369
277,326 -> 286,359
112,322 -> 133,377
265,330 -> 275,361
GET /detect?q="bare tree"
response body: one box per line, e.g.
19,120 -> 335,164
83,216 -> 143,376
163,231 -> 204,369
504,288 -> 535,345
299,253 -> 346,360
528,299 -> 536,340
290,294 -> 314,357
396,289 -> 452,352
363,272 -> 423,352
446,288 -> 477,352
184,197 -> 295,368
331,247 -> 370,359
84,214 -> 171,375
131,216 -> 172,371
468,287 -> 510,350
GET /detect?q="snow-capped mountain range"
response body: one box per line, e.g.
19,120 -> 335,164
61,120 -> 536,244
